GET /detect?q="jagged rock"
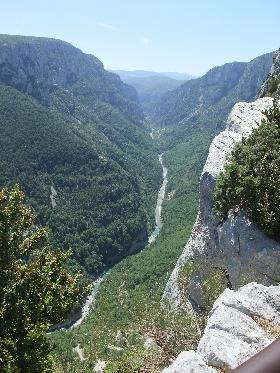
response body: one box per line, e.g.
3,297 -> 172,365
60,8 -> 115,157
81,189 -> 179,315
211,282 -> 280,324
162,350 -> 217,373
197,283 -> 280,369
162,97 -> 280,312
162,283 -> 280,371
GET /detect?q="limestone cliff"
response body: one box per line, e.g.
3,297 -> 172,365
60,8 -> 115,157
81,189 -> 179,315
0,35 -> 143,122
162,97 -> 280,312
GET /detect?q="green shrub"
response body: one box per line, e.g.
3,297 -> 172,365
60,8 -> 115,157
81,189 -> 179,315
214,99 -> 280,242
0,186 -> 82,372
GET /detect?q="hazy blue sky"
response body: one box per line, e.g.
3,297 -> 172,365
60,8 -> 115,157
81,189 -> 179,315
1,0 -> 280,75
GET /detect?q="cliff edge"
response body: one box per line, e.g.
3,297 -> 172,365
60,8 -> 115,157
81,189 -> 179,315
162,97 -> 280,312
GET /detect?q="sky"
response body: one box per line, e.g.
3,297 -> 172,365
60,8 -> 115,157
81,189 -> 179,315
1,0 -> 280,76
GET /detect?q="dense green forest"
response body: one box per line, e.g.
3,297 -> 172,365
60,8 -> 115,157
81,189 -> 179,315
50,126 -> 209,372
0,35 -> 161,277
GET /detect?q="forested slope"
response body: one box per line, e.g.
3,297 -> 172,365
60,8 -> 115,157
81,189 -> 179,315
0,35 -> 161,276
156,52 -> 274,149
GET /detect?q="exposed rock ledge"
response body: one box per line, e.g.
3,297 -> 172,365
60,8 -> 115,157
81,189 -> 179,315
162,283 -> 280,372
162,97 -> 280,312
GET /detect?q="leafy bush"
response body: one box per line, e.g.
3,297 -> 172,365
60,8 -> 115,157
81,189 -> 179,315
214,100 -> 280,242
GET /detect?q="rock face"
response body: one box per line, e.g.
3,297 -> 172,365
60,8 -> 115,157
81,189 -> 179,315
259,48 -> 280,97
156,52 -> 273,131
162,283 -> 280,372
0,35 -> 142,121
162,97 -> 280,312
162,350 -> 217,373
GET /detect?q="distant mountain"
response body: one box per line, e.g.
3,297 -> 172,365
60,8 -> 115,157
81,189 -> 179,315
161,72 -> 196,80
0,34 -> 161,276
156,52 -> 274,140
111,69 -> 195,80
112,70 -> 195,117
117,75 -> 186,117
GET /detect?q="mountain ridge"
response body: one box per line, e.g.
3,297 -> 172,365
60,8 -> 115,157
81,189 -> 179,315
156,52 -> 274,132
0,34 -> 161,276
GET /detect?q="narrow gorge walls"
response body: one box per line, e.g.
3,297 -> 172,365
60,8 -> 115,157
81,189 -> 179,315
163,97 -> 280,312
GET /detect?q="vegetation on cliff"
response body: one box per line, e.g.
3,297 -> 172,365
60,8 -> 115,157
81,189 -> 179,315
214,100 -> 280,242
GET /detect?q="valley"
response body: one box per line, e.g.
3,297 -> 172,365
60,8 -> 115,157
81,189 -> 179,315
48,48 -> 275,372
0,28 -> 279,373
52,151 -> 168,331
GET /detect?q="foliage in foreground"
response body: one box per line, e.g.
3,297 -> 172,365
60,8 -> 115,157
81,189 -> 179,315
0,186 -> 82,372
214,100 -> 280,242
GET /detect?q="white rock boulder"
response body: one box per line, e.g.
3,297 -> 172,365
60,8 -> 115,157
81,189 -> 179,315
197,283 -> 280,369
162,350 -> 217,373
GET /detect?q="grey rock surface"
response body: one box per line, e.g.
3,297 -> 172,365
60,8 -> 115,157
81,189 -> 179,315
162,283 -> 280,371
162,97 -> 280,311
0,36 -> 142,121
162,350 -> 217,373
197,283 -> 280,369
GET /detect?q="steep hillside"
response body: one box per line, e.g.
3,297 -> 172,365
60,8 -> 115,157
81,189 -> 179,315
0,35 -> 161,276
162,97 -> 280,311
162,58 -> 280,370
156,52 -> 273,148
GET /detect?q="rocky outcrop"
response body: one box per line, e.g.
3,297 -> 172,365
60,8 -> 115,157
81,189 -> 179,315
259,49 -> 280,97
162,350 -> 216,373
162,97 -> 280,312
163,283 -> 280,372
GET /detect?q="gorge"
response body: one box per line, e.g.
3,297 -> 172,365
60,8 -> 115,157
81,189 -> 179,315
1,32 -> 280,373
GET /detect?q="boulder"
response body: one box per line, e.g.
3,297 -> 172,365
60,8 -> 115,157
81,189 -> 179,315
162,283 -> 280,371
162,350 -> 217,373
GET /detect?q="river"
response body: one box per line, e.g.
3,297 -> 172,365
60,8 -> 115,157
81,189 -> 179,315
69,152 -> 168,329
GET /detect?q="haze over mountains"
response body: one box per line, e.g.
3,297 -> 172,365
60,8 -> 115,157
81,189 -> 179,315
112,70 -> 196,118
111,70 -> 195,80
156,52 -> 274,148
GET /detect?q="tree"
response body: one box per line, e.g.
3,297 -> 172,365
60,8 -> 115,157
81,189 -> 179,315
214,99 -> 280,242
0,185 -> 83,372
